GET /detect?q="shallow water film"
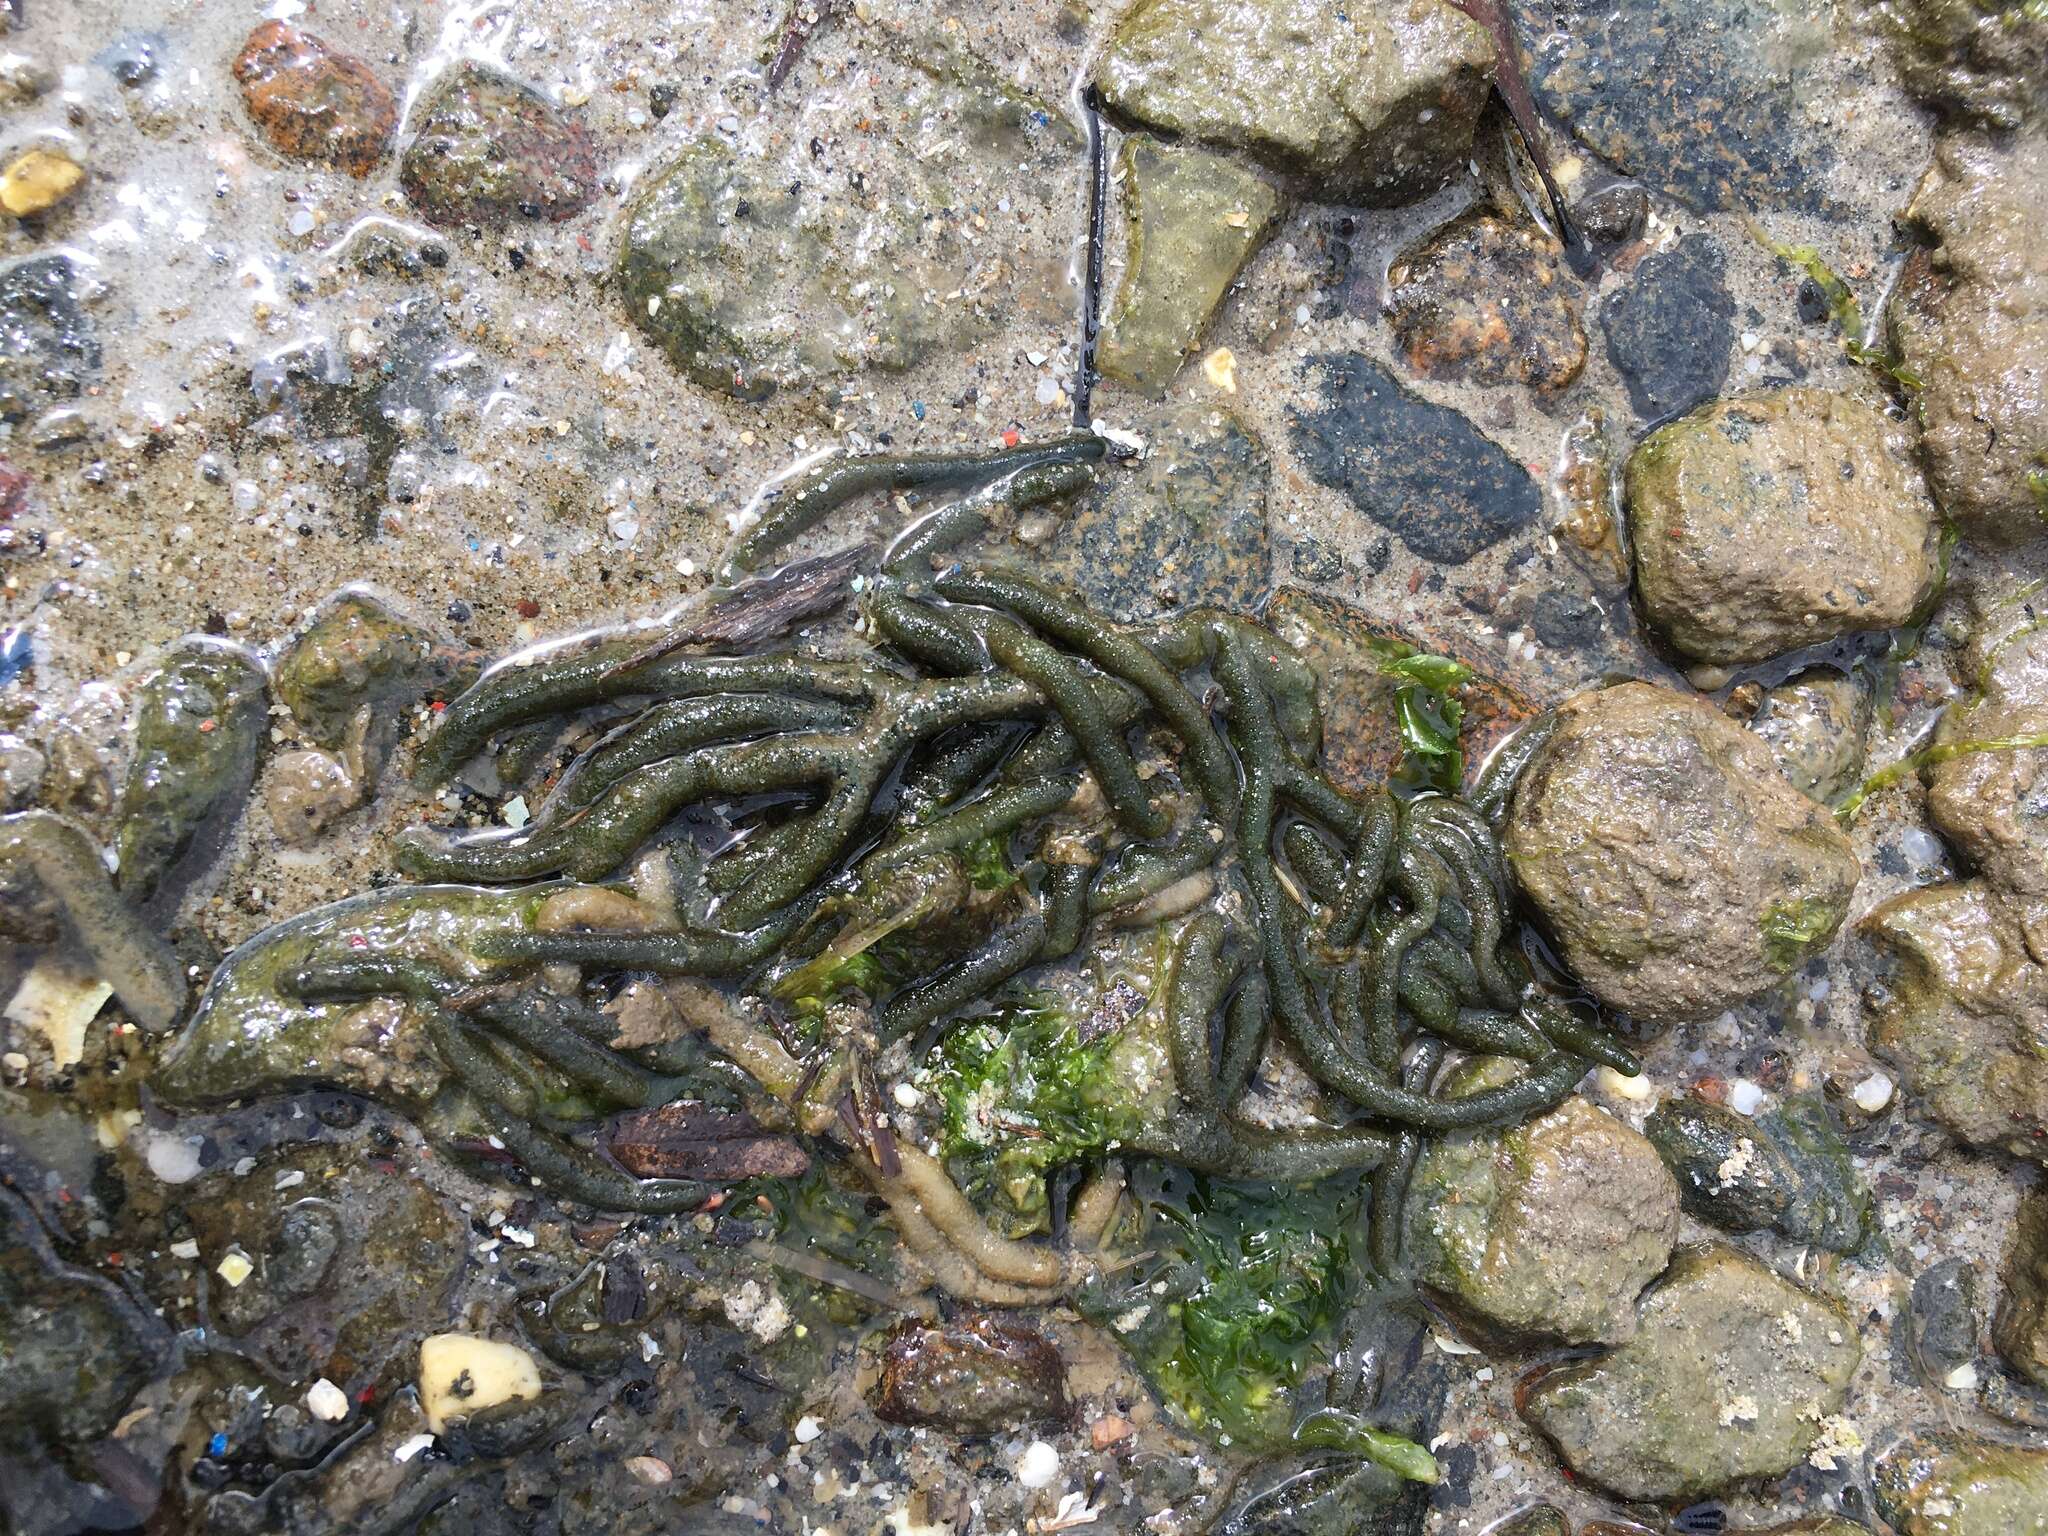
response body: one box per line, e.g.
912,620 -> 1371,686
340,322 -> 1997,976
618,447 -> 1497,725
1,2 -> 2046,1534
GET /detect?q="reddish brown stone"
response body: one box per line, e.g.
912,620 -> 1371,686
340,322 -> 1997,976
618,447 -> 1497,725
1386,209 -> 1588,393
872,1314 -> 1070,1433
231,22 -> 397,178
606,1100 -> 809,1182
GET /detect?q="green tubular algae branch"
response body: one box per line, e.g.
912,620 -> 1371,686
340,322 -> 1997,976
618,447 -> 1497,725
0,810 -> 188,1032
725,431 -> 1106,576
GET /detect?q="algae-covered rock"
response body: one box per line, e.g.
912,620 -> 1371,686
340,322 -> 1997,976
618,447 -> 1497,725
1925,572 -> 2048,900
151,883 -> 556,1109
1385,209 -> 1588,393
1887,129 -> 2048,545
1040,399 -> 1271,619
1407,1065 -> 1679,1345
1644,1094 -> 1873,1253
1872,0 -> 2048,130
1505,683 -> 1860,1026
1874,1430 -> 2048,1535
1097,135 -> 1281,397
1995,1184 -> 2048,1390
115,638 -> 268,916
1750,669 -> 1872,805
399,61 -> 597,226
1626,389 -> 1941,666
1266,587 -> 1535,795
872,1314 -> 1070,1432
1290,351 -> 1543,564
621,58 -> 1074,401
1520,1243 -> 1861,1501
1861,879 -> 2048,1165
276,590 -> 459,754
1093,0 -> 1494,203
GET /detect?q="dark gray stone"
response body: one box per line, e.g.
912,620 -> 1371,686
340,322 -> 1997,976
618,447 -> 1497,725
1508,0 -> 1837,212
1289,352 -> 1542,564
0,254 -> 100,425
1602,235 -> 1736,424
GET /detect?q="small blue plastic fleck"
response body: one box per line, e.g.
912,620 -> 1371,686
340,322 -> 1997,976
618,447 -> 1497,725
911,400 -> 926,421
208,1432 -> 228,1458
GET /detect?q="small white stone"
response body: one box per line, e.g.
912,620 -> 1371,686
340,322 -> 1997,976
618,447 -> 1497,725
1598,1064 -> 1655,1102
1729,1078 -> 1766,1116
1016,1439 -> 1061,1489
1945,1360 -> 1980,1392
216,1249 -> 255,1288
170,1238 -> 200,1260
502,795 -> 530,830
892,1082 -> 923,1109
625,1455 -> 673,1484
1852,1072 -> 1894,1113
794,1414 -> 824,1443
393,1433 -> 435,1463
305,1378 -> 350,1422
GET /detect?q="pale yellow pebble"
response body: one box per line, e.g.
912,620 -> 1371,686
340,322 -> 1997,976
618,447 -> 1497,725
0,149 -> 83,217
1202,346 -> 1237,394
417,1334 -> 542,1434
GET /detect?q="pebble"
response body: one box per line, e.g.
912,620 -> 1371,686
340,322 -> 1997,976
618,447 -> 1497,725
0,148 -> 84,216
216,1248 -> 255,1287
305,1378 -> 349,1422
1016,1439 -> 1060,1488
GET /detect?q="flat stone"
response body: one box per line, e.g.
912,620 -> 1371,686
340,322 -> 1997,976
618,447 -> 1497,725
1602,234 -> 1736,424
1995,1184 -> 2048,1390
1860,879 -> 2048,1166
1266,586 -> 1537,795
1875,1430 -> 2048,1536
1521,1243 -> 1861,1501
1040,400 -> 1271,619
1385,209 -> 1588,393
0,1210 -> 152,1445
0,253 -> 99,426
1507,0 -> 1839,211
1887,130 -> 2048,546
619,54 -> 1072,402
1289,351 -> 1542,564
1408,1067 -> 1679,1345
1909,1256 -> 1986,1379
399,61 -> 597,227
1505,682 -> 1860,1027
232,21 -> 397,177
1094,0 -> 1495,203
1625,388 -> 1941,665
1097,135 -> 1281,398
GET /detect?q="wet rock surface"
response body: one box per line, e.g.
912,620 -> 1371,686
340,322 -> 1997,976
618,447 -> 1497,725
1750,669 -> 1872,804
1887,129 -> 2048,546
1383,209 -> 1588,393
1290,351 -> 1543,563
1995,1184 -> 2048,1390
1862,879 -> 2048,1164
1645,1093 -> 1873,1253
0,1216 -> 153,1446
1873,0 -> 2048,129
1407,1066 -> 1679,1344
1925,572 -> 2048,898
1874,1429 -> 2048,1535
1909,1256 -> 1985,1379
1627,388 -> 1940,665
231,22 -> 397,177
1040,400 -> 1272,617
0,253 -> 99,426
1097,135 -> 1281,397
1601,234 -> 1736,424
871,1314 -> 1071,1432
1505,682 -> 1861,1026
1508,0 -> 1839,211
1521,1243 -> 1862,1501
1093,0 -> 1495,202
399,61 -> 598,227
